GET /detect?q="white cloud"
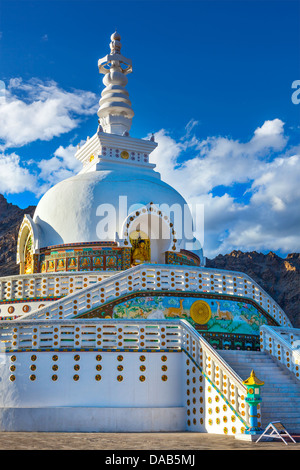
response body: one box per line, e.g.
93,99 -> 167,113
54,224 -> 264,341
0,143 -> 83,198
37,144 -> 82,195
151,118 -> 288,202
0,153 -> 36,194
151,119 -> 300,257
0,78 -> 98,150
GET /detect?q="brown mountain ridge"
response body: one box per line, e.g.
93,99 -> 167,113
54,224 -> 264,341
0,195 -> 299,327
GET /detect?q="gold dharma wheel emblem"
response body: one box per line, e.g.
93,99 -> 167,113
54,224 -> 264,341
120,150 -> 129,159
190,300 -> 211,325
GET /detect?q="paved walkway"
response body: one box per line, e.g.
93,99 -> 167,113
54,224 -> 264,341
0,432 -> 299,450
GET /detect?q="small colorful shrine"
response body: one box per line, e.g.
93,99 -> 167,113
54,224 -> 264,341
0,32 -> 298,435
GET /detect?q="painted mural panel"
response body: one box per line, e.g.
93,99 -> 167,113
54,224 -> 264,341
113,295 -> 270,335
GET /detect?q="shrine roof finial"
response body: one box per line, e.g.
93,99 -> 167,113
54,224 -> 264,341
97,32 -> 134,135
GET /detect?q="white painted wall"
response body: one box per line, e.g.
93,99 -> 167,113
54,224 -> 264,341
0,350 -> 185,431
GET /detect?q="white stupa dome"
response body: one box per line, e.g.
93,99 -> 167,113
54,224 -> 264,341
33,161 -> 203,263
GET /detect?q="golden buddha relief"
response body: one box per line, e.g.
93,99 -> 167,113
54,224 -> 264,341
130,230 -> 150,265
57,259 -> 66,270
24,235 -> 33,274
68,257 -> 77,269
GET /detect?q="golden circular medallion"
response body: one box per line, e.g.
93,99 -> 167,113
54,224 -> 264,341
190,300 -> 212,325
120,150 -> 129,159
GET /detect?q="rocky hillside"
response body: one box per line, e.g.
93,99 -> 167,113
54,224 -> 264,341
206,251 -> 300,328
0,195 -> 298,327
0,195 -> 35,277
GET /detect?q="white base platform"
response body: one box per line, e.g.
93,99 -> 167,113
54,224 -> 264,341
0,407 -> 186,432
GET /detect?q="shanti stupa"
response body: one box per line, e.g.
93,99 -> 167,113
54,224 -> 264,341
0,32 -> 299,435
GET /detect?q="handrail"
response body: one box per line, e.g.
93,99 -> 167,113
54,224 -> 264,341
181,320 -> 247,390
16,264 -> 291,327
260,325 -> 300,381
180,319 -> 249,424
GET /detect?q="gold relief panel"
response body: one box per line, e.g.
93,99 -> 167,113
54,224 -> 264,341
106,256 -> 116,268
79,256 -> 91,270
47,260 -> 55,272
32,254 -> 39,273
67,257 -> 77,270
93,256 -> 104,268
24,235 -> 33,274
56,259 -> 66,271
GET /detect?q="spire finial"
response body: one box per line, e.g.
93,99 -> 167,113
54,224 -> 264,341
97,32 -> 134,135
110,30 -> 121,54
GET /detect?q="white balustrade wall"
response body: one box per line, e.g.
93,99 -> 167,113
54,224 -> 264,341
260,325 -> 300,381
0,271 -> 114,301
0,318 -> 250,433
18,264 -> 291,327
0,271 -> 115,318
182,319 -> 249,426
0,319 -> 182,352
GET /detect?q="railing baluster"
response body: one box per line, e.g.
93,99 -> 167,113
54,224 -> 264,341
260,325 -> 300,381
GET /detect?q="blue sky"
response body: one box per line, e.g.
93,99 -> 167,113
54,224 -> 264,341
0,0 -> 299,257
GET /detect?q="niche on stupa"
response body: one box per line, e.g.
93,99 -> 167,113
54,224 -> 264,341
121,203 -> 177,265
130,230 -> 151,266
17,214 -> 39,274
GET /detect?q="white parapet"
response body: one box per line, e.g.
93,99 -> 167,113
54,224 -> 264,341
15,264 -> 291,328
0,319 -> 249,434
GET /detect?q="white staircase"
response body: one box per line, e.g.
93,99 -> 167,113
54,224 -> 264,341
218,350 -> 300,433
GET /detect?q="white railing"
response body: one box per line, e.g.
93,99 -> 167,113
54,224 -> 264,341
0,317 -> 250,426
17,264 -> 291,327
182,319 -> 249,424
260,325 -> 300,381
0,271 -> 115,302
0,319 -> 181,352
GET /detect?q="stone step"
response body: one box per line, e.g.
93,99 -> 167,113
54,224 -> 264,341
261,384 -> 300,390
261,393 -> 300,399
222,357 -> 267,361
222,360 -> 286,367
218,351 -> 267,358
232,370 -> 294,379
261,405 -> 300,411
262,406 -> 300,412
217,348 -> 300,431
260,396 -> 300,403
261,420 -> 300,429
261,422 -> 300,433
222,365 -> 298,380
231,373 -> 297,384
